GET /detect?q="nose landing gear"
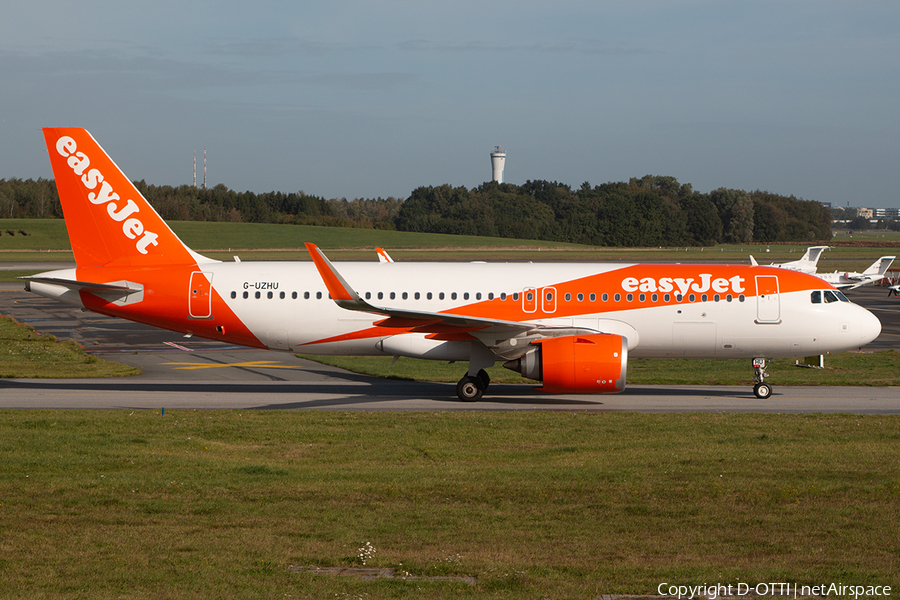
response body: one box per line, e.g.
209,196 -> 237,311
752,358 -> 772,399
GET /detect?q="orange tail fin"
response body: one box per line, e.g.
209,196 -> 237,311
43,127 -> 206,268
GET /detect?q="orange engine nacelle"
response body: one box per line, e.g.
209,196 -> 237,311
503,333 -> 627,394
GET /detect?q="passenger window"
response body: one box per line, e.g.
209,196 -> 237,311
476,292 -> 482,300
243,291 -> 249,299
451,292 -> 457,300
439,292 -> 445,300
427,292 -> 433,300
255,291 -> 261,299
292,292 -> 298,299
651,294 -> 658,302
513,293 -> 519,301
488,292 -> 494,300
664,294 -> 670,302
402,292 -> 408,300
577,293 -> 584,302
304,291 -> 310,299
267,291 -> 273,299
463,292 -> 469,300
231,291 -> 236,299
378,292 -> 384,300
390,292 -> 396,300
590,293 -> 596,302
365,291 -> 371,300
638,293 -> 645,302
279,291 -> 285,299
415,292 -> 420,300
614,293 -> 621,302
316,291 -> 322,299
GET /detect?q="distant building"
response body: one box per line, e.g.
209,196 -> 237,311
490,146 -> 506,184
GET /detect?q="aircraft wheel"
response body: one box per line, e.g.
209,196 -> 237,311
476,369 -> 491,391
456,375 -> 484,402
753,382 -> 773,399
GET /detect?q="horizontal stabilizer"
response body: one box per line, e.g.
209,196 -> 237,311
21,276 -> 140,293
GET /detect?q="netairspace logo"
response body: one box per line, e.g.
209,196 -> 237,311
656,582 -> 892,599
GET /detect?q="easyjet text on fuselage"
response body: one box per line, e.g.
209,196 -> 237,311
621,274 -> 746,295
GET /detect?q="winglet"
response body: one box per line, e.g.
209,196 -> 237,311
375,247 -> 394,263
304,243 -> 365,308
749,255 -> 758,266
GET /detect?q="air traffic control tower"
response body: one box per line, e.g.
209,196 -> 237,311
491,146 -> 506,183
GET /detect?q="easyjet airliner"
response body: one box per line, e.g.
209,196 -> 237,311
27,128 -> 882,401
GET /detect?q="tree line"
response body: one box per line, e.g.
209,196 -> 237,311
0,175 -> 831,245
396,176 -> 831,245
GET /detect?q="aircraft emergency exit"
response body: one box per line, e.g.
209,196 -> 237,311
27,128 -> 882,401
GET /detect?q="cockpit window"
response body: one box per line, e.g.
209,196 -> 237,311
813,289 -> 850,304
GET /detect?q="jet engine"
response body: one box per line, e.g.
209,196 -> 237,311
503,333 -> 627,394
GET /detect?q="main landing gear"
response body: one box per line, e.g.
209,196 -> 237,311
752,358 -> 772,399
456,369 -> 490,402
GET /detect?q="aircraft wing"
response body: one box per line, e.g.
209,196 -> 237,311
305,243 -> 551,338
306,243 -> 534,333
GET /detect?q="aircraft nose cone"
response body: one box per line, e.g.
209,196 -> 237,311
859,306 -> 882,346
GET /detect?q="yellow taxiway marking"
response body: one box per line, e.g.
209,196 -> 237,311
162,361 -> 298,370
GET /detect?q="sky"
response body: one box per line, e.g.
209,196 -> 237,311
1,1 -> 898,208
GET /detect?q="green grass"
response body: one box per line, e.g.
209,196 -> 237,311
0,219 -> 71,250
0,410 -> 896,598
300,350 -> 900,387
0,315 -> 139,378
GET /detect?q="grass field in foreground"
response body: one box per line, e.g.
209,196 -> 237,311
301,349 -> 900,387
0,410 -> 896,599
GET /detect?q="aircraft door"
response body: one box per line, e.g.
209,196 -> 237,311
523,287 -> 537,313
189,271 -> 213,319
755,275 -> 780,323
541,287 -> 557,313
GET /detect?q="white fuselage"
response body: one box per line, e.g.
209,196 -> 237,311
175,261 -> 880,360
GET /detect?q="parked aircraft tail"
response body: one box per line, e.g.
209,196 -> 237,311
42,127 -> 210,269
863,256 -> 895,278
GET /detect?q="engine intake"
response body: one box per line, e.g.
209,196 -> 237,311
503,333 -> 627,394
